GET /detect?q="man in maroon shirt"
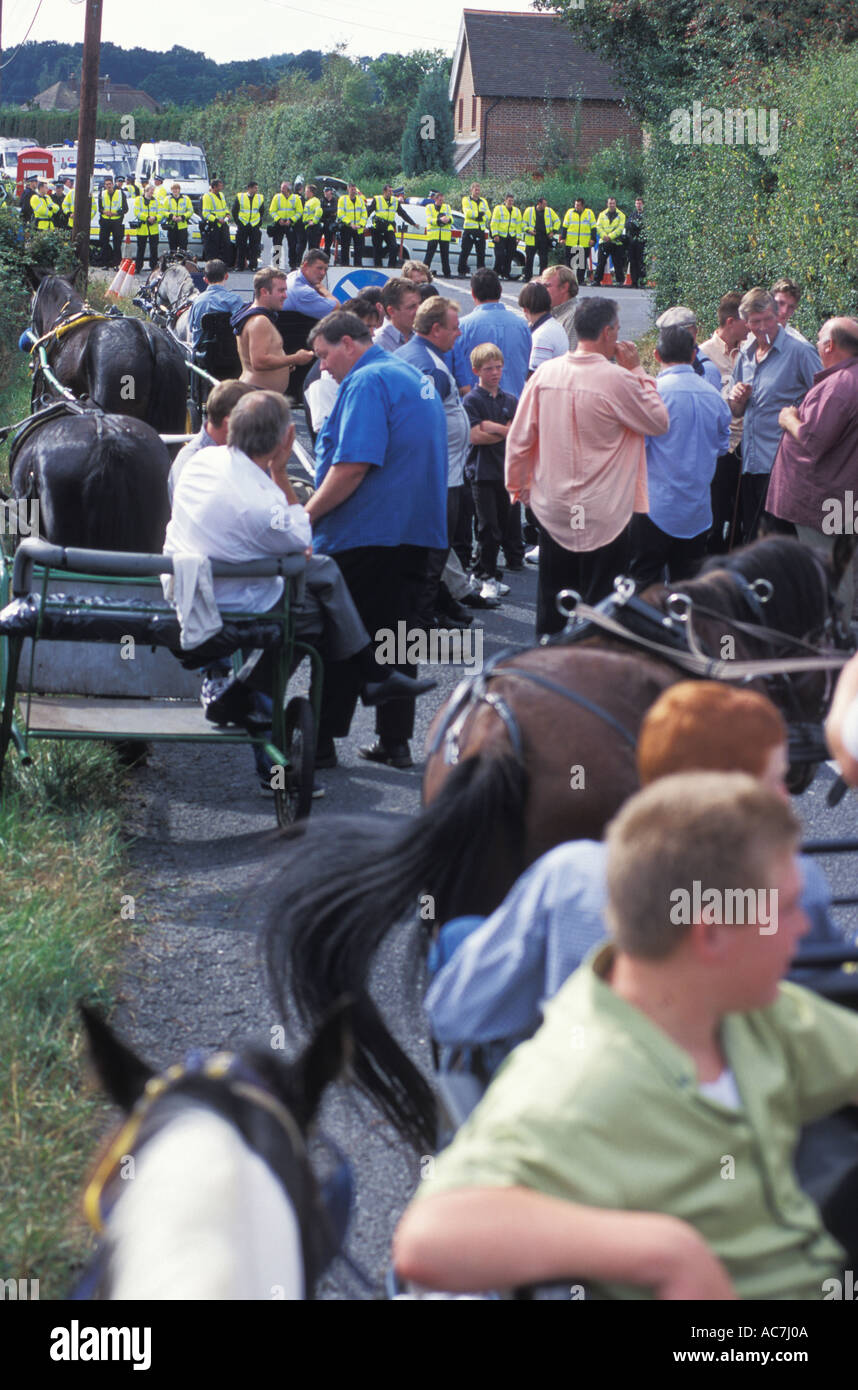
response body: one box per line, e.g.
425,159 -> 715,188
767,316 -> 858,618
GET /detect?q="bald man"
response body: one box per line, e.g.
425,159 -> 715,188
767,315 -> 858,614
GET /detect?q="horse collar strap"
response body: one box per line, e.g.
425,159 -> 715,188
29,311 -> 109,357
83,1050 -> 311,1236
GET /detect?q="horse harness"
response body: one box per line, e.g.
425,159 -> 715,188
430,575 -> 851,768
73,1049 -> 358,1298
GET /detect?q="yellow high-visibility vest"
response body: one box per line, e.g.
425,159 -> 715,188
462,195 -> 490,230
490,204 -> 522,238
521,205 -> 560,245
236,192 -> 264,227
562,208 -> 596,248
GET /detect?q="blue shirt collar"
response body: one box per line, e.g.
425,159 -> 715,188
658,363 -> 696,377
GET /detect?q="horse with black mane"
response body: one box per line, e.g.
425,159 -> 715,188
27,270 -> 188,435
77,1002 -> 355,1299
5,401 -> 171,552
264,537 -> 853,1151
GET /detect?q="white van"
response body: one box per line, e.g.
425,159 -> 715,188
135,142 -> 209,211
0,137 -> 37,182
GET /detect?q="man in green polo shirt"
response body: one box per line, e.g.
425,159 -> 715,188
395,772 -> 858,1299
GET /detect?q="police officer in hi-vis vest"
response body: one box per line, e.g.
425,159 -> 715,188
232,180 -> 265,272
132,185 -> 161,273
201,178 -> 232,264
369,184 -> 400,268
165,183 -> 194,255
98,177 -> 126,269
424,191 -> 454,278
336,183 -> 369,267
458,182 -> 491,277
268,181 -> 304,269
302,184 -> 323,251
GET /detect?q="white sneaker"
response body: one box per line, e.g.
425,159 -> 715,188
525,546 -> 540,565
494,578 -> 510,595
480,578 -> 501,600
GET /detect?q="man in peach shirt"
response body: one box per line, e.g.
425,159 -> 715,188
506,296 -> 670,636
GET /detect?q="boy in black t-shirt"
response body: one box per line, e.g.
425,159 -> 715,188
463,344 -> 521,600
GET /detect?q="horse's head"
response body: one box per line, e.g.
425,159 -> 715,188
699,536 -> 855,790
30,273 -> 84,336
78,1001 -> 353,1298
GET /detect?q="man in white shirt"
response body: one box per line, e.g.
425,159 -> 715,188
166,391 -> 435,766
168,378 -> 256,502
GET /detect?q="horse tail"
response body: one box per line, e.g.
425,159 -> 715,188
265,752 -> 529,1153
139,322 -> 189,435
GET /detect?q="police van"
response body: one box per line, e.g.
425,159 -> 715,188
135,143 -> 209,213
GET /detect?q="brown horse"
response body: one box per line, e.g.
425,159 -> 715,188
265,537 -> 851,1149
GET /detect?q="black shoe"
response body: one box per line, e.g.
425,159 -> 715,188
362,671 -> 438,706
314,739 -> 337,769
203,677 -> 254,726
461,591 -> 501,610
504,562 -> 526,572
357,740 -> 413,769
437,596 -> 474,624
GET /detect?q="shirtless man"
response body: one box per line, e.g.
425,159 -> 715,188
234,266 -> 314,393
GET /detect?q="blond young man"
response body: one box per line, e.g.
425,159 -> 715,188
234,267 -> 314,393
397,771 -> 858,1300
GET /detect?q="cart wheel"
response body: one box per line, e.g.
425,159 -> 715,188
275,695 -> 316,826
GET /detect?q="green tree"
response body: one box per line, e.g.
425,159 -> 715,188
401,70 -> 454,176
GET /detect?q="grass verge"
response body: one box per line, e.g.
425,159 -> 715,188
0,354 -> 133,1296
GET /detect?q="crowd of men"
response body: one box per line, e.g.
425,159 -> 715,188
18,168 -> 647,286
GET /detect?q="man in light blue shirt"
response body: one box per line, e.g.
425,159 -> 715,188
187,259 -> 246,349
728,286 -> 821,541
629,325 -> 731,588
284,249 -> 339,320
458,266 -> 532,398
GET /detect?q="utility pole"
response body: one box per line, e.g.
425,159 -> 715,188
73,0 -> 103,284
1,0 -> 5,109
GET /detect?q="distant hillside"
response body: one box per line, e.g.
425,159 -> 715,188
1,41 -> 326,108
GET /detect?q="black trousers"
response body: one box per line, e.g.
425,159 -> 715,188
472,480 -> 524,578
628,241 -> 645,287
595,239 -> 627,284
415,487 -> 462,626
339,226 -> 364,266
493,236 -> 516,278
739,472 -> 771,545
457,230 -> 486,276
707,448 -> 742,554
99,220 -> 124,268
524,239 -> 551,281
134,234 -> 159,273
318,544 -> 429,746
167,226 -> 189,254
424,238 -> 451,277
563,245 -> 590,285
628,513 -> 708,590
306,224 -> 322,250
373,225 -> 399,267
203,222 -> 232,265
453,486 -> 476,568
536,524 -> 631,638
286,224 -> 306,269
235,223 -> 261,270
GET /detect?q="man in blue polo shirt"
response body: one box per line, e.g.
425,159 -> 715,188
284,248 -> 339,319
307,309 -> 448,769
629,325 -> 731,587
458,267 -> 533,398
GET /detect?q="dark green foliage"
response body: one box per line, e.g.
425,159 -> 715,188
401,70 -> 455,176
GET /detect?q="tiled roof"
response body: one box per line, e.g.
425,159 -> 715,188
460,9 -> 626,101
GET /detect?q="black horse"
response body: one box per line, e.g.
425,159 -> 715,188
27,270 -> 188,435
7,403 -> 171,551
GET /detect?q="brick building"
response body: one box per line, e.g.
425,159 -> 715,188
31,75 -> 162,115
449,9 -> 640,177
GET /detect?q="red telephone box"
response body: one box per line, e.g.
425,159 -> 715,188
16,148 -> 55,198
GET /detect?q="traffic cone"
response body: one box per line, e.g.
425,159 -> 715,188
119,259 -> 137,295
624,271 -> 633,286
601,269 -> 613,286
105,260 -> 130,298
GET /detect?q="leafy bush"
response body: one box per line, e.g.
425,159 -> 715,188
644,43 -> 858,335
